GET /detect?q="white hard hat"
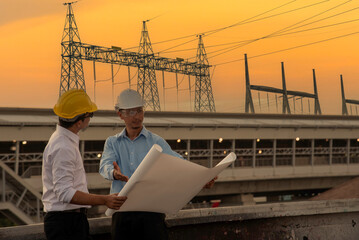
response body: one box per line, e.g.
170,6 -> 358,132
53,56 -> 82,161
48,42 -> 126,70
115,89 -> 144,110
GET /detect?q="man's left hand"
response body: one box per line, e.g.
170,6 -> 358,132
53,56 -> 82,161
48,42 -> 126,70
113,161 -> 129,182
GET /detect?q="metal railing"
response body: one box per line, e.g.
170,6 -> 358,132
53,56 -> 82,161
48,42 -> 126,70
1,146 -> 358,177
5,191 -> 43,220
0,161 -> 43,223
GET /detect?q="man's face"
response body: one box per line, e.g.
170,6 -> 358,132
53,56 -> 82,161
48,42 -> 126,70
118,107 -> 144,130
78,112 -> 93,130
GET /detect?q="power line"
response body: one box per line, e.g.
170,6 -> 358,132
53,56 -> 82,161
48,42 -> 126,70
265,0 -> 353,38
216,31 -> 359,66
272,18 -> 359,37
125,0 -> 298,51
203,0 -> 298,37
273,5 -> 359,37
164,74 -> 186,90
205,2 -> 358,59
203,0 -> 330,39
161,17 -> 359,55
156,38 -> 198,54
130,0 -> 325,54
95,65 -> 121,83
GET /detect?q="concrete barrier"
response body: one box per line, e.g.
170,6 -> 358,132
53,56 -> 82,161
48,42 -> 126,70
1,199 -> 358,240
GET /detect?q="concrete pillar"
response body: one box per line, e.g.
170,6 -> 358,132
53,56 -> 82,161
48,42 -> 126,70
252,139 -> 256,168
187,139 -> 191,161
273,139 -> 277,167
231,139 -> 235,168
209,139 -> 213,168
292,139 -> 296,166
329,139 -> 333,165
222,194 -> 255,206
311,139 -> 315,166
347,139 -> 350,165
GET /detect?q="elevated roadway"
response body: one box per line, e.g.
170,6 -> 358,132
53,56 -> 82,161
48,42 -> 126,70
1,107 -> 359,223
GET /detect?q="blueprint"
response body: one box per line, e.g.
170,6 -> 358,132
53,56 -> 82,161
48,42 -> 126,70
105,144 -> 236,216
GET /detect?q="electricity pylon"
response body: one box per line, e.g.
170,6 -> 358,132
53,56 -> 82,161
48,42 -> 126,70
59,2 -> 85,96
195,35 -> 215,112
59,4 -> 215,112
137,21 -> 161,111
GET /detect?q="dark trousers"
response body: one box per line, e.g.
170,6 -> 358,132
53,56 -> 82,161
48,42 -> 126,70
44,211 -> 92,240
111,212 -> 168,240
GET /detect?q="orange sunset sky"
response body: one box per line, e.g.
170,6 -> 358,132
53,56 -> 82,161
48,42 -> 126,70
0,0 -> 358,114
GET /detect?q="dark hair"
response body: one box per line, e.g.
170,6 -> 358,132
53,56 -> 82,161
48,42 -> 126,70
58,114 -> 85,129
59,118 -> 78,129
58,112 -> 94,129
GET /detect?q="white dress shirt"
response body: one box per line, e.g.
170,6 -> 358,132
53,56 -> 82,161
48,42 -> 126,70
42,125 -> 90,212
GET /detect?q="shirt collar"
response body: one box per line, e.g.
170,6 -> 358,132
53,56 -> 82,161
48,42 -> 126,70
117,125 -> 149,139
56,124 -> 80,145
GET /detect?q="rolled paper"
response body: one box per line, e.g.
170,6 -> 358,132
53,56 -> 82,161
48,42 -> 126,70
105,144 -> 163,216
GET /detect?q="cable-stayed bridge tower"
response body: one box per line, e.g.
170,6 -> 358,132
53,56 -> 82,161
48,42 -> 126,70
59,4 -> 215,112
341,75 -> 359,115
59,2 -> 85,96
244,54 -> 321,115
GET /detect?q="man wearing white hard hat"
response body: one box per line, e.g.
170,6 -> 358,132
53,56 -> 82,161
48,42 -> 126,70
42,89 -> 127,240
99,88 -> 184,240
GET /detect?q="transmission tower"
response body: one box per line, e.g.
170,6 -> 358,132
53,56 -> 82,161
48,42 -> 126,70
138,21 -> 161,111
59,5 -> 214,112
59,2 -> 85,96
195,35 -> 215,112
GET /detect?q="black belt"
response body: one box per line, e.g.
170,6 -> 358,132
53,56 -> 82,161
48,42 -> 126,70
44,208 -> 89,216
46,208 -> 88,217
63,208 -> 88,214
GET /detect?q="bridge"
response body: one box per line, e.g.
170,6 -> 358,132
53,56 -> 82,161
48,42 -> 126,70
1,107 -> 359,224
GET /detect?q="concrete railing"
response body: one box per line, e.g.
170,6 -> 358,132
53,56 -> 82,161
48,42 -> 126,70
1,199 -> 358,240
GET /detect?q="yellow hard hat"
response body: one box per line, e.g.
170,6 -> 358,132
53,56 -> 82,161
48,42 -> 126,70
53,89 -> 97,120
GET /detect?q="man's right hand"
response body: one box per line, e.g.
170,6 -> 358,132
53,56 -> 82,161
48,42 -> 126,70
113,161 -> 129,182
105,194 -> 127,210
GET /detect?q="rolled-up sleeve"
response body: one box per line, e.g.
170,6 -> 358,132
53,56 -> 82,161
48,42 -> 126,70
156,137 -> 184,159
99,137 -> 116,181
51,147 -> 77,203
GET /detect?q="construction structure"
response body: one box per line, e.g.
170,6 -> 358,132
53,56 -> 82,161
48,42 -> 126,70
59,2 -> 215,112
2,107 -> 359,224
245,54 -> 322,115
341,75 -> 359,115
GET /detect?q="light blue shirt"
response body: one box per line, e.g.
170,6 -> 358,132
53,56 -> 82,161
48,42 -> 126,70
99,126 -> 183,194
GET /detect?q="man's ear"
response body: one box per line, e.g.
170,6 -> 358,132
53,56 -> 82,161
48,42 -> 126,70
78,119 -> 83,124
76,120 -> 83,129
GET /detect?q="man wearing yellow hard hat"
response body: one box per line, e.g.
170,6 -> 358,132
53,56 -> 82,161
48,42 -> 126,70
42,89 -> 127,240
